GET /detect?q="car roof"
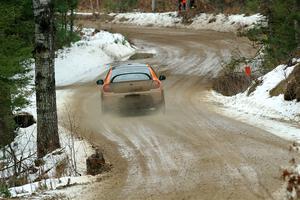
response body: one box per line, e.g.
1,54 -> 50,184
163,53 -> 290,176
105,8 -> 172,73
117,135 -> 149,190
111,63 -> 151,77
112,63 -> 148,70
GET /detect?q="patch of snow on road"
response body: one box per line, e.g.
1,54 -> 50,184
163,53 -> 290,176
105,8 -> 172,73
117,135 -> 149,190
55,28 -> 135,86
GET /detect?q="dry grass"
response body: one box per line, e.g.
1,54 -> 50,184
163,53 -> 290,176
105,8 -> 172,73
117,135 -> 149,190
75,13 -> 115,22
223,5 -> 242,14
212,73 -> 251,96
247,79 -> 262,96
77,0 -> 243,13
269,79 -> 287,97
118,17 -> 129,22
54,158 -> 68,178
270,65 -> 300,101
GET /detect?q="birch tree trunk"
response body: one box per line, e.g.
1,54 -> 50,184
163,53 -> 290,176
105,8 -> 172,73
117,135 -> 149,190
32,0 -> 60,158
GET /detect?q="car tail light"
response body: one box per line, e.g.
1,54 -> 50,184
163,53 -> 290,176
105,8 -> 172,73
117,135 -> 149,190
152,80 -> 161,89
103,84 -> 112,92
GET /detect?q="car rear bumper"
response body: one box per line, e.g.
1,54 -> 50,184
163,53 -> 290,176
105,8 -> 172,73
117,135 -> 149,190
102,90 -> 164,111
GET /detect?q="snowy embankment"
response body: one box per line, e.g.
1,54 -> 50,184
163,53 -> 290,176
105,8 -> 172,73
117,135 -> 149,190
108,12 -> 265,32
56,28 -> 135,86
209,59 -> 300,141
0,28 -> 135,198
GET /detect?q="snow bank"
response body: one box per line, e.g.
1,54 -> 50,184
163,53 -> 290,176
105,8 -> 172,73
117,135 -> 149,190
9,175 -> 93,197
55,28 -> 135,86
111,12 -> 181,27
0,110 -> 94,181
0,90 -> 95,198
189,13 -> 264,32
109,12 -> 265,32
209,59 -> 300,141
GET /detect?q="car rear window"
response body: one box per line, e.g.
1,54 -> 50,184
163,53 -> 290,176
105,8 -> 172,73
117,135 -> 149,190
112,73 -> 151,83
110,65 -> 152,83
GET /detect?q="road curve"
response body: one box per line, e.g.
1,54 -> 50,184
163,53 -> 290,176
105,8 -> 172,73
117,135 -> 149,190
60,24 -> 296,200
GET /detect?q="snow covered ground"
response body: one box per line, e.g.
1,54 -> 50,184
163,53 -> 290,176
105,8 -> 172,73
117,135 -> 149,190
208,59 -> 300,141
6,123 -> 95,198
111,12 -> 181,28
0,28 -> 135,198
55,28 -> 135,86
108,12 -> 265,32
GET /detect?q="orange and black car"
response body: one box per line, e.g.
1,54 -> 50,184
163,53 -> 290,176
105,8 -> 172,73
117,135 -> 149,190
96,63 -> 166,113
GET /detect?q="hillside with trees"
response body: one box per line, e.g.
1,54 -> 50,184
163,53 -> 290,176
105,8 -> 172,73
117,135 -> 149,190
78,0 -> 299,68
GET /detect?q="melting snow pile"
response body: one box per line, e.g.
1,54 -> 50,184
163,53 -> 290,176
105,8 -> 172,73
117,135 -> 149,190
189,13 -> 265,32
55,28 -> 135,86
212,60 -> 300,121
210,59 -> 300,140
0,90 -> 95,198
4,125 -> 94,197
111,12 -> 181,27
109,12 -> 265,32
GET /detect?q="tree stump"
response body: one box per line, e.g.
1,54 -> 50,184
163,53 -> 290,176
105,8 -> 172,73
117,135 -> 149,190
86,149 -> 105,175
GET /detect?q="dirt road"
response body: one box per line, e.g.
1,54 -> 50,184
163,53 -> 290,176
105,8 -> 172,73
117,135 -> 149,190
61,24 -> 296,200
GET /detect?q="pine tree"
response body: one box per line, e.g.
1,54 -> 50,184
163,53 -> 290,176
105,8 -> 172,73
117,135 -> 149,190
262,0 -> 300,69
0,0 -> 33,147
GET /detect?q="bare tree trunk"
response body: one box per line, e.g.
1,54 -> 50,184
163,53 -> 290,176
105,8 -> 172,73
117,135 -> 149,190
32,0 -> 60,158
295,20 -> 299,46
90,0 -> 94,13
70,8 -> 74,34
295,0 -> 300,48
152,0 -> 156,12
96,0 -> 100,13
64,12 -> 67,35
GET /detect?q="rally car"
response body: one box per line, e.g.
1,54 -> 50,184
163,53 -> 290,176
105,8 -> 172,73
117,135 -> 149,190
96,63 -> 166,113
